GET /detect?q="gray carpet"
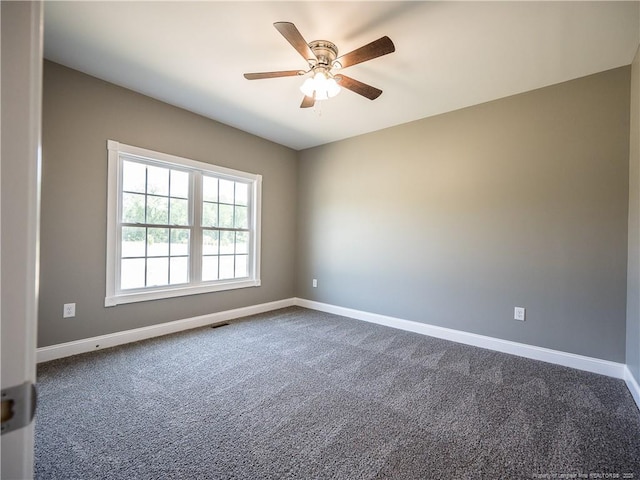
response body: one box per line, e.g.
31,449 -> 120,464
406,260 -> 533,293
35,307 -> 640,479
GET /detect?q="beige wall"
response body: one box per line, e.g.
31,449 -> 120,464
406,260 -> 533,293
627,44 -> 640,381
297,67 -> 631,362
39,61 -> 298,347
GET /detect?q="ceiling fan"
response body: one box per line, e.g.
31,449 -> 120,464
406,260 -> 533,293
244,22 -> 395,108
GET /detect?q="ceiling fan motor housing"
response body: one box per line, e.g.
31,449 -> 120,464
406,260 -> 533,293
309,40 -> 339,69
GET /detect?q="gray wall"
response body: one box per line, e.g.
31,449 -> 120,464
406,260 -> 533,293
627,44 -> 640,380
42,60 -> 633,365
297,67 -> 630,363
39,61 -> 298,347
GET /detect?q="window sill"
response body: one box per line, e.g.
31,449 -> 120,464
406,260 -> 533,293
105,279 -> 261,307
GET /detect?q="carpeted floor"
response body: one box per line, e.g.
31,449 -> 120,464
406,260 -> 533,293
35,307 -> 640,479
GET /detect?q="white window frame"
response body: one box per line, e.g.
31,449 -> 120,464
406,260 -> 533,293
105,140 -> 261,306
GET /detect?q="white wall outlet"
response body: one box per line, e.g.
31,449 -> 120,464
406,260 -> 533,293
312,279 -> 318,288
514,307 -> 526,321
63,303 -> 76,318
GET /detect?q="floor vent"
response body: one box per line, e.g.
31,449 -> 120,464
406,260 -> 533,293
211,322 -> 230,329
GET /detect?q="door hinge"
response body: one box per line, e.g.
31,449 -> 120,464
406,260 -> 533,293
1,382 -> 37,435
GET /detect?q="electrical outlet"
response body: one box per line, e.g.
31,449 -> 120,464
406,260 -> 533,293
63,303 -> 76,318
514,307 -> 526,321
312,279 -> 318,288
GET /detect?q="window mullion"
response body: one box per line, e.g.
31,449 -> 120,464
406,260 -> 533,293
191,171 -> 203,285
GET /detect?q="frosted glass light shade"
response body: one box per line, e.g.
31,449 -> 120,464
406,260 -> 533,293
300,71 -> 341,101
300,77 -> 315,97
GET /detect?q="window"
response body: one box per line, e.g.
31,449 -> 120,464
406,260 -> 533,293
106,140 -> 261,306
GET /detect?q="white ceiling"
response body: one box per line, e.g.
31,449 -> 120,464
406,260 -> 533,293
44,1 -> 640,151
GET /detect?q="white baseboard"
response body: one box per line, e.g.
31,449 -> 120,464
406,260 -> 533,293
294,298 -> 627,380
38,296 -> 639,412
625,366 -> 640,411
37,298 -> 295,363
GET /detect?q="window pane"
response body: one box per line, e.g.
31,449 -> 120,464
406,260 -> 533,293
202,202 -> 218,227
234,206 -> 248,229
219,255 -> 234,279
203,230 -> 219,255
170,257 -> 188,285
235,255 -> 248,278
235,182 -> 248,206
203,176 -> 218,202
202,256 -> 219,281
147,196 -> 169,225
170,198 -> 189,225
122,227 -> 146,257
219,204 -> 234,228
122,161 -> 146,193
147,257 -> 169,286
147,165 -> 169,196
111,143 -> 261,304
170,170 -> 189,198
122,192 -> 145,223
220,231 -> 235,255
170,229 -> 190,256
147,228 -> 169,257
236,232 -> 249,254
219,179 -> 234,204
121,258 -> 145,290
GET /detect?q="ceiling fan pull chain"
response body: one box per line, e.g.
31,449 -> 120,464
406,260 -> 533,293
313,100 -> 322,117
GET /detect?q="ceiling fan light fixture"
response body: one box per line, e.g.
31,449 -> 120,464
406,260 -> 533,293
244,22 -> 395,108
299,71 -> 341,101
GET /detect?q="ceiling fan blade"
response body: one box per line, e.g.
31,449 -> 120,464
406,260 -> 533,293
243,70 -> 302,80
300,94 -> 315,108
274,22 -> 316,62
337,75 -> 382,100
336,36 -> 395,69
